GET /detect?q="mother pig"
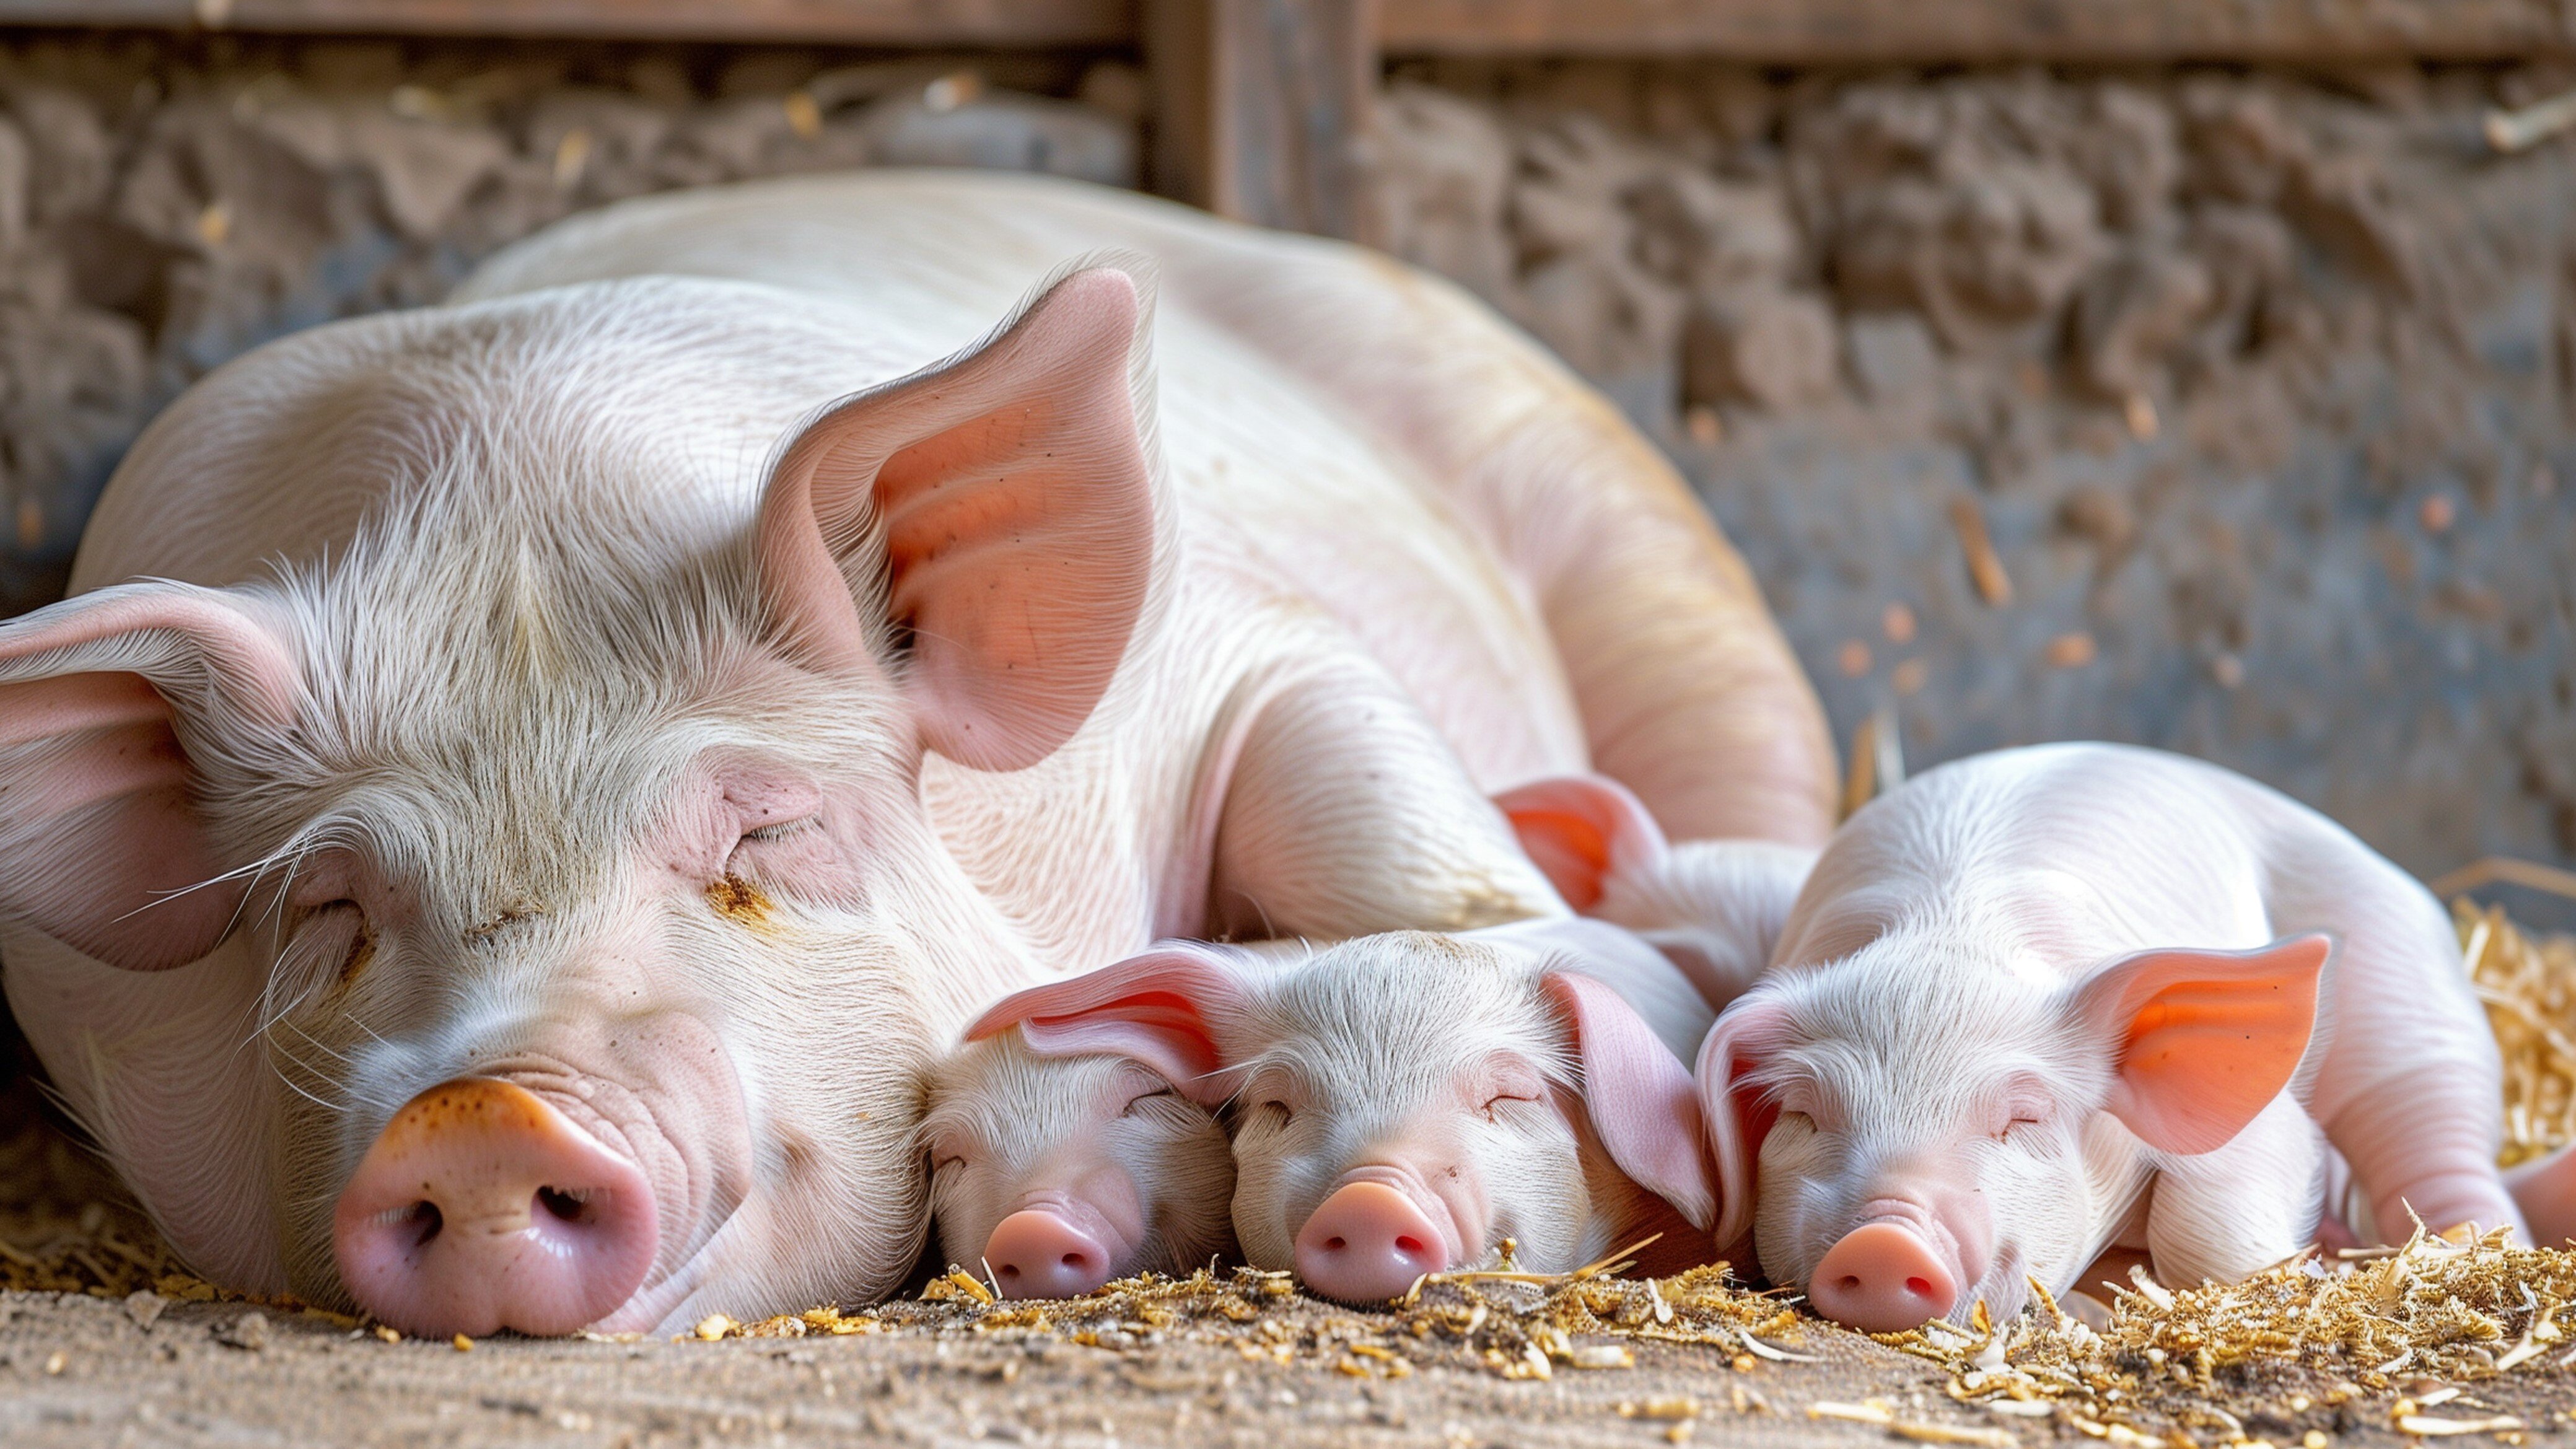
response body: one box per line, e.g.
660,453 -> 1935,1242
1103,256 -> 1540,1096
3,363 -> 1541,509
0,171 -> 1829,1336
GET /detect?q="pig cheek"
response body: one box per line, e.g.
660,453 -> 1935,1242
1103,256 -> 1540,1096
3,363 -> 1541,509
1227,1121 -> 1328,1274
1119,1109 -> 1236,1273
1474,1111 -> 1584,1271
1974,1133 -> 2090,1312
1753,1117 -> 1841,1290
930,1158 -> 1003,1274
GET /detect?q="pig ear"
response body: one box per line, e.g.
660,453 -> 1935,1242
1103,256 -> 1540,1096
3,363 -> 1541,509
0,582 -> 299,971
1540,970 -> 1714,1231
965,946 -> 1246,1106
756,258 -> 1162,771
1494,774 -> 1669,911
1695,997 -> 1789,1254
2070,934 -> 2329,1157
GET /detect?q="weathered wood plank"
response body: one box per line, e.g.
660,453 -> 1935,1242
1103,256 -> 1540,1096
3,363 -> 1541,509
0,0 -> 1134,47
1147,0 -> 1374,240
1378,0 -> 2576,61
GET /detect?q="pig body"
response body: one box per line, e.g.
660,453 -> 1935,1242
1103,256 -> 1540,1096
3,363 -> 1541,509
1701,742 -> 2517,1331
0,172 -> 1828,1334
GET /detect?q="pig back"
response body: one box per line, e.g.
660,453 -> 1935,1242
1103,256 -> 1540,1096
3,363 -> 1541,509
1772,744 -> 2282,987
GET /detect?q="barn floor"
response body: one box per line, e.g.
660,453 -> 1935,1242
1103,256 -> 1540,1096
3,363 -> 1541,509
4,1262 -> 2576,1449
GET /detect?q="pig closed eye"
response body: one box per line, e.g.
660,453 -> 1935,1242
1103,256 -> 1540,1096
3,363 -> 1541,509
1121,1088 -> 1176,1117
1481,1093 -> 1540,1123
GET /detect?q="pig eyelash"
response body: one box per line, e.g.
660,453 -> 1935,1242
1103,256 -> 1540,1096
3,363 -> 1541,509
737,818 -> 815,844
1480,1092 -> 1541,1123
1120,1087 -> 1178,1116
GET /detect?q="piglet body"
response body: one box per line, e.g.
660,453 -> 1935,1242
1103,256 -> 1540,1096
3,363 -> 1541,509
1703,743 -> 2518,1332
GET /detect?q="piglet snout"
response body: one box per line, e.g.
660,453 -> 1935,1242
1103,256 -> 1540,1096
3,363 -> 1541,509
1295,1181 -> 1448,1303
984,1209 -> 1114,1298
333,1078 -> 657,1337
1810,1220 -> 1958,1332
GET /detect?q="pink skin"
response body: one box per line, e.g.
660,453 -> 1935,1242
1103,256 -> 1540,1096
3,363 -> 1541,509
966,935 -> 1720,1307
334,1079 -> 660,1338
923,1041 -> 1234,1300
1698,745 -> 2527,1331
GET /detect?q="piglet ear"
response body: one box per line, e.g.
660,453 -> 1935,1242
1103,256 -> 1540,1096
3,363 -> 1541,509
1541,970 -> 1714,1231
2071,934 -> 2329,1157
1694,997 -> 1789,1256
0,582 -> 300,971
1494,774 -> 1668,911
966,946 -> 1246,1106
756,258 -> 1162,771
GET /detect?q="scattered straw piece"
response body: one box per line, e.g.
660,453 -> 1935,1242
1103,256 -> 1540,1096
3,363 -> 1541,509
2395,1413 -> 2523,1436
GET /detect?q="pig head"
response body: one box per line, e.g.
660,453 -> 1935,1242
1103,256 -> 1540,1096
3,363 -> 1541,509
970,928 -> 1716,1305
0,262 -> 1165,1334
921,1033 -> 1235,1298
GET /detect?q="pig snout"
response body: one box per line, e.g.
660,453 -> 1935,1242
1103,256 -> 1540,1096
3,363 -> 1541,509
332,1078 -> 658,1337
983,1207 -> 1116,1299
1295,1180 -> 1452,1303
1808,1219 -> 1961,1333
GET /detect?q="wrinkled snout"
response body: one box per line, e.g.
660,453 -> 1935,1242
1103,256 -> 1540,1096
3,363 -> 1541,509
983,1208 -> 1113,1299
1295,1181 -> 1448,1303
1808,1220 -> 1958,1333
333,1078 -> 657,1337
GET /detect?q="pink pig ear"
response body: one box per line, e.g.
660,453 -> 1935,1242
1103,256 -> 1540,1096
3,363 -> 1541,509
0,581 -> 299,971
1695,997 -> 1790,1255
1541,970 -> 1714,1232
1494,774 -> 1669,911
2071,934 -> 2330,1156
756,259 -> 1162,771
966,947 -> 1248,1106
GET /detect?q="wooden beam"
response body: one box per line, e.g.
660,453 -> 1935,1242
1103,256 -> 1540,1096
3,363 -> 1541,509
1377,0 -> 2576,61
1146,0 -> 1375,240
0,0 -> 1135,47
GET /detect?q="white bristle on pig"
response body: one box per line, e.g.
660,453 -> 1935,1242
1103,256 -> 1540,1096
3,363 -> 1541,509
921,1031 -> 1236,1299
1698,742 -> 2530,1334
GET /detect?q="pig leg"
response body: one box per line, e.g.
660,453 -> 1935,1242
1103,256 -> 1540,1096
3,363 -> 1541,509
2141,1094 -> 2324,1287
2258,820 -> 2525,1242
1206,659 -> 1564,940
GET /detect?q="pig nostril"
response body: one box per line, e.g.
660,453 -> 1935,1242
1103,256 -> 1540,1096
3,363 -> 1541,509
1906,1276 -> 1934,1297
997,1264 -> 1022,1280
1060,1253 -> 1089,1269
535,1186 -> 590,1224
1394,1235 -> 1426,1255
1323,1236 -> 1348,1252
1837,1274 -> 1862,1292
377,1201 -> 443,1250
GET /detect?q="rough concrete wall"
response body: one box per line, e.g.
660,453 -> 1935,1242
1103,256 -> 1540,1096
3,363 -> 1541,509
1373,60 -> 2576,895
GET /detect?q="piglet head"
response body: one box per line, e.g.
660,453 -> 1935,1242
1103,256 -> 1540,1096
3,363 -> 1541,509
1704,932 -> 2328,1331
1236,933 -> 1712,1303
931,963 -> 1245,1298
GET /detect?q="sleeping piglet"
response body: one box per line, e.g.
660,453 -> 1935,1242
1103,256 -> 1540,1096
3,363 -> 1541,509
919,1032 -> 1237,1298
1698,742 -> 2531,1333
